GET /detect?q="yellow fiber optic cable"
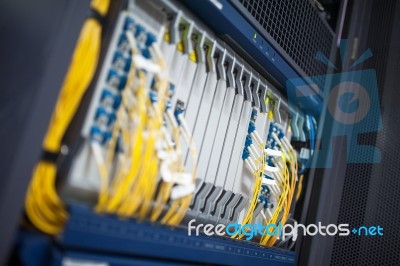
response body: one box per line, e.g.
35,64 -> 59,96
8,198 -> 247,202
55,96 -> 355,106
137,82 -> 170,218
25,0 -> 110,235
104,70 -> 147,213
149,112 -> 179,222
109,43 -> 169,218
159,111 -> 198,226
296,174 -> 304,201
232,150 -> 266,240
260,146 -> 297,246
101,39 -> 147,213
118,77 -> 168,217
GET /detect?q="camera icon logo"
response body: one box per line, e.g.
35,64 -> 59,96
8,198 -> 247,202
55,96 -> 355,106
328,81 -> 370,125
286,40 -> 382,168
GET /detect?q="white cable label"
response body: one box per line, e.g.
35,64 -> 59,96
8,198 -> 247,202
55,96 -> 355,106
170,183 -> 195,200
265,148 -> 282,157
300,148 -> 310,160
62,258 -> 109,266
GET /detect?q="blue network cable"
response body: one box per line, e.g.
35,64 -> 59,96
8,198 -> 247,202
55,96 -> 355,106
298,115 -> 315,175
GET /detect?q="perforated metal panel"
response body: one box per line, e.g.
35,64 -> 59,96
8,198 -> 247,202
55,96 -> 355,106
331,0 -> 400,265
232,0 -> 334,88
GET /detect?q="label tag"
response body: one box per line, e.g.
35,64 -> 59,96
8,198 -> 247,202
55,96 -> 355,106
300,148 -> 310,160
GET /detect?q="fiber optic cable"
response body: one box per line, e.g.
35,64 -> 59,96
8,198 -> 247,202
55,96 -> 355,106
298,115 -> 315,175
149,110 -> 179,222
253,122 -> 297,247
296,115 -> 315,201
232,141 -> 266,240
158,108 -> 198,226
101,31 -> 159,215
131,53 -> 173,219
25,0 -> 110,235
100,33 -> 196,224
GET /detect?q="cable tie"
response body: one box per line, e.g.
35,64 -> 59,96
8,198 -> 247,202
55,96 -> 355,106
41,150 -> 60,163
89,7 -> 106,25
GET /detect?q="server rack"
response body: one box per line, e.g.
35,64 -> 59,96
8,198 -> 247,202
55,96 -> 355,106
2,0 -> 331,265
1,0 -> 334,265
299,0 -> 400,265
4,2 -> 395,265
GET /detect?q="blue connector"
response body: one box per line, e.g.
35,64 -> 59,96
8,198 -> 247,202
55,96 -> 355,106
242,148 -> 250,160
245,135 -> 253,148
107,69 -> 127,90
261,184 -> 270,194
268,123 -> 286,140
251,109 -> 257,120
100,90 -> 115,107
266,135 -> 278,149
165,84 -> 175,111
107,112 -> 116,126
134,24 -> 145,38
142,48 -> 151,59
248,122 -> 256,134
269,124 -> 278,133
258,195 -> 270,209
135,25 -> 147,51
124,17 -> 136,32
95,108 -> 109,122
113,51 -> 131,72
90,127 -> 103,143
174,105 -> 185,126
102,131 -> 112,144
149,90 -> 158,104
169,83 -> 175,96
117,34 -> 130,54
266,157 -> 274,166
146,33 -> 157,47
100,90 -> 122,110
95,108 -> 116,127
264,174 -> 274,180
165,100 -> 172,110
112,94 -> 122,109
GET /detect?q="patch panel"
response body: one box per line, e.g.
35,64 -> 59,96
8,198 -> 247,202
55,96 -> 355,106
64,10 -> 164,197
63,0 -> 306,240
22,0 -> 314,264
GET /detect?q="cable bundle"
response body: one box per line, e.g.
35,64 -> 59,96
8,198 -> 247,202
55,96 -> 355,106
91,25 -> 197,226
230,112 -> 266,240
233,109 -> 298,247
259,123 -> 298,246
296,114 -> 316,201
25,0 -> 111,235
